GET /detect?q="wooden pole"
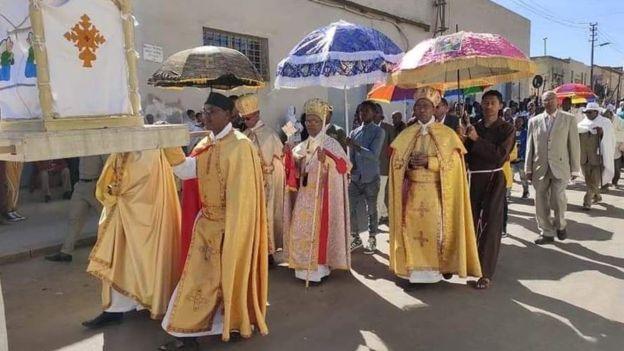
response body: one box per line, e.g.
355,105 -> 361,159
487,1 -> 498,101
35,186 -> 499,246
29,0 -> 55,127
305,112 -> 327,288
119,0 -> 142,118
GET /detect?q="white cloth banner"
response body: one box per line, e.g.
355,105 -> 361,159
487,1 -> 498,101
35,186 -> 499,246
42,0 -> 132,117
0,0 -> 41,120
578,115 -> 616,185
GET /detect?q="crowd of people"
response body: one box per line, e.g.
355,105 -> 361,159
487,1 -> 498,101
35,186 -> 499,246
2,86 -> 623,351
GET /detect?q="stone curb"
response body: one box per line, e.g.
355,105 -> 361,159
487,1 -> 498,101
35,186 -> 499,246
0,235 -> 96,265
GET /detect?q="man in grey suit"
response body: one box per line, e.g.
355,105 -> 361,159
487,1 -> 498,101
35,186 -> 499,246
525,91 -> 581,244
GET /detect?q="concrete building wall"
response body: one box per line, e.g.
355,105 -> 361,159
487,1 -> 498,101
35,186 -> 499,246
532,56 -> 568,91
567,59 -> 590,85
530,56 -> 623,101
132,0 -> 530,130
594,66 -> 623,101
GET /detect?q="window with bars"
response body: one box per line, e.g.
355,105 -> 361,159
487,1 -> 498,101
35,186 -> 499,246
203,27 -> 270,81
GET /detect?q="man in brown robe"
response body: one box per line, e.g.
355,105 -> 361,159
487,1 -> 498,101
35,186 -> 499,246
464,90 -> 515,289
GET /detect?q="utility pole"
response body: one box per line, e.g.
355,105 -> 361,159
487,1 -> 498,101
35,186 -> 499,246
433,0 -> 448,37
543,37 -> 547,55
590,23 -> 597,91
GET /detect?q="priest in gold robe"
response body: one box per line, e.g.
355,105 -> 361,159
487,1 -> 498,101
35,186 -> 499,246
159,92 -> 268,351
236,94 -> 285,258
388,87 -> 481,284
83,149 -> 182,328
283,99 -> 351,284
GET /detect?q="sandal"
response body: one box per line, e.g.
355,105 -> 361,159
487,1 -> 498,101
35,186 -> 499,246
468,277 -> 491,290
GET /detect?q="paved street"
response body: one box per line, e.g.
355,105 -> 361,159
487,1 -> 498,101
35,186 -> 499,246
1,182 -> 623,351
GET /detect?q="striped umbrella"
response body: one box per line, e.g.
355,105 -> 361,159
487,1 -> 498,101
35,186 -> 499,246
553,83 -> 597,102
367,83 -> 415,103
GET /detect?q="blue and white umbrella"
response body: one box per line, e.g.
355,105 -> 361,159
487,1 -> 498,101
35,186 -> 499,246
275,20 -> 404,89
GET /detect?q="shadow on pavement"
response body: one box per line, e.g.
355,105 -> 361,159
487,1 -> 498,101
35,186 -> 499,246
2,230 -> 623,351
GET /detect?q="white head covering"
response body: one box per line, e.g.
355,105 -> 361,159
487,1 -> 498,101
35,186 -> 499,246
583,102 -> 604,113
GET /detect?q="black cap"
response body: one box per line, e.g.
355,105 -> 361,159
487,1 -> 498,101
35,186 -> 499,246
205,92 -> 234,111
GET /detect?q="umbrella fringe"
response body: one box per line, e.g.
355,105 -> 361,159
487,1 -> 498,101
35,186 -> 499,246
389,57 -> 536,90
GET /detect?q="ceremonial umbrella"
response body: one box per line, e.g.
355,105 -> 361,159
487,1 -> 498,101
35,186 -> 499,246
388,31 -> 535,90
149,46 -> 265,270
367,83 -> 415,103
275,20 -> 402,286
570,96 -> 597,104
444,85 -> 489,98
275,20 -> 404,132
148,46 -> 265,90
553,83 -> 597,102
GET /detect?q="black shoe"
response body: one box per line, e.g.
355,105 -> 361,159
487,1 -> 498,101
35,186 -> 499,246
158,338 -> 199,351
556,229 -> 567,241
81,312 -> 123,329
45,252 -> 73,262
268,254 -> 275,268
534,236 -> 554,245
442,273 -> 453,280
62,191 -> 72,200
521,191 -> 529,199
44,195 -> 51,203
350,236 -> 363,251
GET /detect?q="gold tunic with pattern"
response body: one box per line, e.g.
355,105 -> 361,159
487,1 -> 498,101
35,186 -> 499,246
388,123 -> 482,278
164,131 -> 269,341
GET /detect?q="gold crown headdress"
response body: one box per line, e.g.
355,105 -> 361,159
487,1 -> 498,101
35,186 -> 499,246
235,93 -> 260,116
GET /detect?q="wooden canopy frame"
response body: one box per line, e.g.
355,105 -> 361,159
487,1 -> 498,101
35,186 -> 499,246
0,0 -> 142,132
0,0 -> 189,161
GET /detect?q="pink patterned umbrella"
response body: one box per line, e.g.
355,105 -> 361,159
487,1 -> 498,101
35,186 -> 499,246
388,31 -> 535,90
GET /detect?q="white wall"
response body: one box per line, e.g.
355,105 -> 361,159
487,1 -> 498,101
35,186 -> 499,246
132,0 -> 530,129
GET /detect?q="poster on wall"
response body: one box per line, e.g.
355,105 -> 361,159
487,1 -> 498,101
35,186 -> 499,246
0,0 -> 41,120
42,0 -> 132,118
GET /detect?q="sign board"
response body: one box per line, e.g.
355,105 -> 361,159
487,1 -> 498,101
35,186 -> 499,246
143,43 -> 164,63
532,75 -> 544,89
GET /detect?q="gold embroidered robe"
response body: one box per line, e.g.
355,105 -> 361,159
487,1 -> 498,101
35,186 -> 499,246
283,135 -> 351,273
244,121 -> 285,253
87,150 -> 181,319
164,130 -> 269,341
388,123 -> 482,278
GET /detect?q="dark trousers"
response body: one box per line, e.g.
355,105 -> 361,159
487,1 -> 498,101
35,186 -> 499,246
348,177 -> 380,238
66,158 -> 80,190
470,172 -> 506,279
613,156 -> 623,185
503,196 -> 509,233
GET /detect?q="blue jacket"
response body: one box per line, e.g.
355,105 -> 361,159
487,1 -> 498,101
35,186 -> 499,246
349,122 -> 385,183
516,128 -> 528,161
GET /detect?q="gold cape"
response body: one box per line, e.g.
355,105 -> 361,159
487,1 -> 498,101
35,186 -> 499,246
87,150 -> 182,319
164,131 -> 269,341
244,121 -> 285,253
388,123 -> 482,278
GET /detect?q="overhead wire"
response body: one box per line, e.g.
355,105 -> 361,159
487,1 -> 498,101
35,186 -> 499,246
507,0 -> 586,30
519,0 -> 588,26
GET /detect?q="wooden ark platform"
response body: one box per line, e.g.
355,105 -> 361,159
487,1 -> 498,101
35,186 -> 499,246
0,124 -> 189,162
